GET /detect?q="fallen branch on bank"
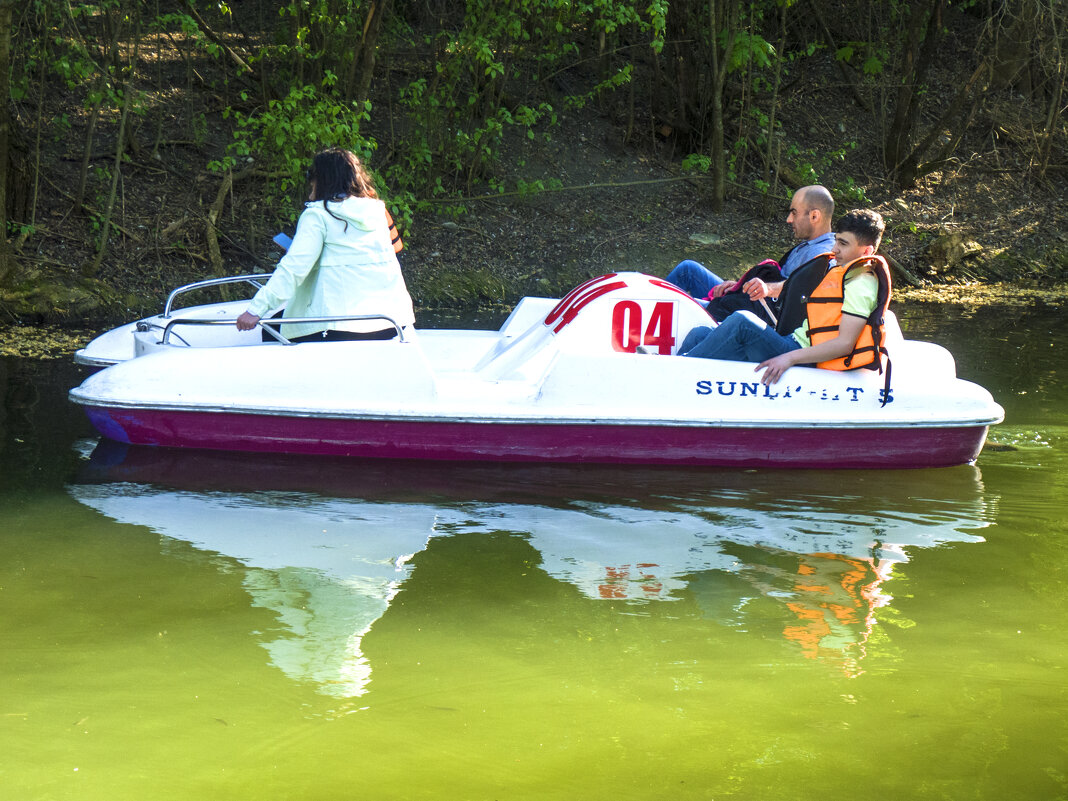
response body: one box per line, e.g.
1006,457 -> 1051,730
203,166 -> 288,274
884,253 -> 923,287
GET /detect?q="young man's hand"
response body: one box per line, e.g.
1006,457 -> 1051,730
758,316 -> 868,384
756,351 -> 799,385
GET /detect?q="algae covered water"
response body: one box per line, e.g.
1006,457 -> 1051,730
1,302 -> 1065,801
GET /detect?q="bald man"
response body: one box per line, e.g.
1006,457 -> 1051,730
665,185 -> 836,302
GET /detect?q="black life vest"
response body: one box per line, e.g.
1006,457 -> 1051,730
774,252 -> 835,336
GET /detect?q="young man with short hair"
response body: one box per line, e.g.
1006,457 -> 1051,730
675,209 -> 888,386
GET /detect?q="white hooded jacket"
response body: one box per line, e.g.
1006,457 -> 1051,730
248,196 -> 415,339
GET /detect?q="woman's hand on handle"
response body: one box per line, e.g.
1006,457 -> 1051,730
236,311 -> 261,331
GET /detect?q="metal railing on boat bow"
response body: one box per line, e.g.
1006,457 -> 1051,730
158,314 -> 408,345
162,273 -> 274,317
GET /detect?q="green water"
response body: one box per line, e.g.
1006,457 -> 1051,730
1,303 -> 1066,801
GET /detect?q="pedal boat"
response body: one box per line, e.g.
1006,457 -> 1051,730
69,272 -> 1004,468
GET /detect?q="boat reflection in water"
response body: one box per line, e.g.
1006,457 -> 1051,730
69,440 -> 995,693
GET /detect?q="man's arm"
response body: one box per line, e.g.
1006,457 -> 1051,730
755,315 -> 866,385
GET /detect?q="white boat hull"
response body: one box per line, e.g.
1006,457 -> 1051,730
70,273 -> 1004,468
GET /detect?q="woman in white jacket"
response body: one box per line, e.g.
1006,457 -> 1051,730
236,147 -> 415,342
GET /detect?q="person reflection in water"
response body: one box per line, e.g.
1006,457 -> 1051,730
780,552 -> 895,678
690,547 -> 896,678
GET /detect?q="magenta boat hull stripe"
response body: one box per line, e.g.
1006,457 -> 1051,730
83,406 -> 988,469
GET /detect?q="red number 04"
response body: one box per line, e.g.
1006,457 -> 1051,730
611,301 -> 677,354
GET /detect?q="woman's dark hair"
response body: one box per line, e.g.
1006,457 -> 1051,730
307,148 -> 377,227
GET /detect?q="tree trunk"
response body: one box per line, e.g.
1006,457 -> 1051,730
291,0 -> 305,86
988,1 -> 1039,95
85,79 -> 135,277
1039,7 -> 1067,177
708,0 -> 737,213
350,0 -> 390,105
807,0 -> 873,115
0,0 -> 15,285
205,164 -> 255,275
1039,62 -> 1065,177
76,77 -> 105,211
884,0 -> 944,184
206,170 -> 234,275
905,59 -> 989,182
762,2 -> 788,217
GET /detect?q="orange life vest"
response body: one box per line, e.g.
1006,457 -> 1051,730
804,255 -> 892,372
774,252 -> 835,335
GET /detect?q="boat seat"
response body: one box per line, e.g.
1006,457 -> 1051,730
883,309 -> 905,349
475,273 -> 714,379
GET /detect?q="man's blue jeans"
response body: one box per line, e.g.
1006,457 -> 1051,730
665,260 -> 725,299
679,311 -> 802,361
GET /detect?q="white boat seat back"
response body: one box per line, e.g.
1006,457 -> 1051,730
883,309 -> 904,350
476,272 -> 712,379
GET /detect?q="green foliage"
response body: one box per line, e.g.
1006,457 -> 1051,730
191,111 -> 209,146
681,153 -> 712,173
6,221 -> 36,237
12,0 -> 1038,261
52,45 -> 97,88
387,0 -> 665,206
644,0 -> 669,53
51,113 -> 72,142
565,63 -> 635,109
725,30 -> 775,72
834,41 -> 887,76
156,12 -> 225,62
781,140 -> 869,205
834,176 -> 869,206
214,83 -> 376,217
516,177 -> 564,195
